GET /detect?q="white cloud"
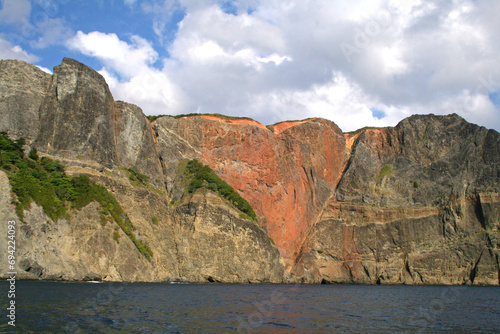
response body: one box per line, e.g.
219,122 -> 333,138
65,0 -> 500,131
67,31 -> 158,79
0,0 -> 31,24
168,5 -> 288,64
0,37 -> 39,62
67,30 -> 189,115
249,73 -> 390,132
99,66 -> 190,116
36,65 -> 52,74
29,18 -> 73,49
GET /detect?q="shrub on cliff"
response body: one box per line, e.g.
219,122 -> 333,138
185,159 -> 257,221
0,132 -> 153,261
127,165 -> 150,185
146,113 -> 256,122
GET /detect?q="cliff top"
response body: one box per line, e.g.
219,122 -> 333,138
146,112 -> 323,133
2,58 -> 496,139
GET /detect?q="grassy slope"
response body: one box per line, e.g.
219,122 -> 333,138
0,132 -> 153,261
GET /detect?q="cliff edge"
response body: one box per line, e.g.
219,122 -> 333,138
0,58 -> 498,284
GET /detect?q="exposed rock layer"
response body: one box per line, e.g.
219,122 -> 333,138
154,115 -> 349,266
295,115 -> 500,284
0,58 -> 498,284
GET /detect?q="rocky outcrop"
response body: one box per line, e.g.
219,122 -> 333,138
113,101 -> 163,187
0,58 -> 498,285
34,58 -> 118,168
336,114 -> 499,207
0,60 -> 51,142
0,59 -> 283,283
154,115 -> 349,267
293,115 -> 500,285
0,169 -> 283,282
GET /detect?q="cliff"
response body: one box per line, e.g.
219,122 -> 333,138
292,116 -> 500,284
0,58 -> 283,283
0,58 -> 498,284
154,115 -> 348,268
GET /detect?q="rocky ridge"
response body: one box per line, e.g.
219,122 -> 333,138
0,58 -> 498,284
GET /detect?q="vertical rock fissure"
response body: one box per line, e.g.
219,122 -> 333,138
404,256 -> 414,281
469,250 -> 484,284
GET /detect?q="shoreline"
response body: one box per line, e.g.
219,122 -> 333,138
2,279 -> 499,287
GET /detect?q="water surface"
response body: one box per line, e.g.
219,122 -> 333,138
0,282 -> 498,333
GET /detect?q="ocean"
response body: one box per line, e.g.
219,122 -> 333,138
1,281 -> 499,333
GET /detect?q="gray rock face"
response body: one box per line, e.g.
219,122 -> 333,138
0,170 -> 284,282
172,194 -> 284,283
294,114 -> 500,285
113,101 -> 163,187
152,116 -> 203,200
0,58 -> 498,285
336,114 -> 499,207
0,60 -> 51,142
294,199 -> 499,285
34,58 -> 118,167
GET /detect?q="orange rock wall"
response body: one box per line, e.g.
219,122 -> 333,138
162,116 -> 349,266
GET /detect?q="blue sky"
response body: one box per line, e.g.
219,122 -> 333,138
1,0 -> 499,131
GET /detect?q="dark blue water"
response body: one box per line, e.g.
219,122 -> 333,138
0,282 -> 499,333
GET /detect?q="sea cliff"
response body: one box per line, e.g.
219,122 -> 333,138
0,58 -> 498,284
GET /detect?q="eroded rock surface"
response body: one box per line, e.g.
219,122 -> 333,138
154,115 -> 349,267
0,60 -> 51,142
0,58 -> 498,284
294,115 -> 500,285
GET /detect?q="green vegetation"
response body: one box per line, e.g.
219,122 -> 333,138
146,113 -> 255,122
377,165 -> 393,179
145,114 -> 168,122
266,125 -> 275,132
184,159 -> 257,221
346,126 -> 388,135
270,118 -> 316,126
268,236 -> 276,245
127,166 -> 150,185
151,216 -> 159,225
0,132 -> 152,261
28,147 -> 39,160
410,180 -> 419,189
113,229 -> 120,243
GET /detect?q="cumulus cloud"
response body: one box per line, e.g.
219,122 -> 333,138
0,37 -> 39,62
162,0 -> 499,129
36,65 -> 52,74
29,17 -> 73,49
67,31 -> 159,78
67,30 -> 189,115
64,0 -> 500,131
0,0 -> 31,24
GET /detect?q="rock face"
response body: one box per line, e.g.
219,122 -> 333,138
0,167 -> 282,282
34,58 -> 118,167
0,60 -> 51,142
153,116 -> 349,267
293,115 -> 500,285
0,59 -> 283,283
336,115 -> 499,207
0,58 -> 498,285
113,101 -> 163,187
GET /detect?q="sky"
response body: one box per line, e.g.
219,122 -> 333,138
1,0 -> 499,132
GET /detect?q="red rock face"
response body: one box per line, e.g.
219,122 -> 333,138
159,116 -> 349,267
